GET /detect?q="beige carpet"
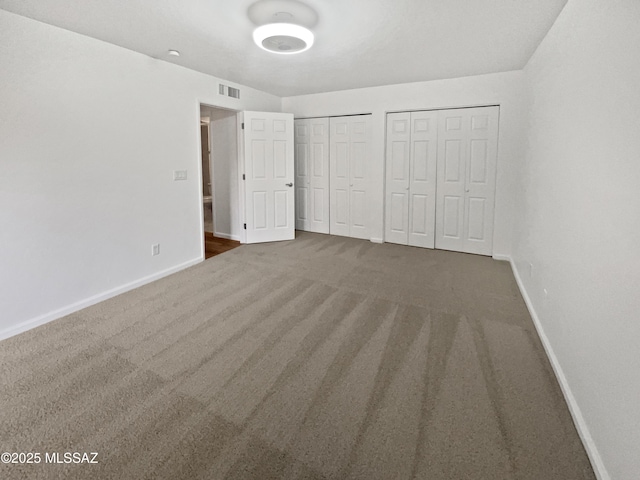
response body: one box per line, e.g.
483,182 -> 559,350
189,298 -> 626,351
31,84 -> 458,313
0,232 -> 595,480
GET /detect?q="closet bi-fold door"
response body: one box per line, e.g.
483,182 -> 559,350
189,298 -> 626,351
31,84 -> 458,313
385,111 -> 438,247
294,118 -> 330,233
435,106 -> 498,256
294,119 -> 310,231
330,115 -> 372,240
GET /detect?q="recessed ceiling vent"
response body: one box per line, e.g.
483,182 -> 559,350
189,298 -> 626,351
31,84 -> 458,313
228,87 -> 240,99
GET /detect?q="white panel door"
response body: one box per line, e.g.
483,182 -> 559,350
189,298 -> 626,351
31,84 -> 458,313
243,111 -> 295,244
294,119 -> 310,231
385,111 -> 438,248
294,118 -> 330,234
329,117 -> 352,237
385,112 -> 411,245
308,118 -> 330,233
435,106 -> 498,255
330,115 -> 372,239
349,115 -> 372,240
408,111 -> 438,248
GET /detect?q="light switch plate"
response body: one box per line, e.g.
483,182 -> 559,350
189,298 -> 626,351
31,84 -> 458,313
173,170 -> 187,181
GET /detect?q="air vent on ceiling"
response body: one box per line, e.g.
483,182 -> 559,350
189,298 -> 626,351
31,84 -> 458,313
218,84 -> 226,95
228,87 -> 240,99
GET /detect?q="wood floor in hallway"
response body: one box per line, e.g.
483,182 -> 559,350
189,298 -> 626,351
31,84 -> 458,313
205,232 -> 240,259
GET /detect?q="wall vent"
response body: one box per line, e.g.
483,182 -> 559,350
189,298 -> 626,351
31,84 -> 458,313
218,84 -> 226,95
228,87 -> 240,99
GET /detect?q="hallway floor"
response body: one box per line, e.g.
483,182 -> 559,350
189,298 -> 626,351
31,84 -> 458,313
205,232 -> 240,259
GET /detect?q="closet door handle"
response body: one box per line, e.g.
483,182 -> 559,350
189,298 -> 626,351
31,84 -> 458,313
286,183 -> 293,187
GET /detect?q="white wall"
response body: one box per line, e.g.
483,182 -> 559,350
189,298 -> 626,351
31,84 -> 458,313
282,71 -> 527,255
209,109 -> 241,240
512,1 -> 640,478
0,10 -> 280,338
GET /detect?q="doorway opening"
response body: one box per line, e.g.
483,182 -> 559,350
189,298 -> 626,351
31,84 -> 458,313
199,104 -> 241,259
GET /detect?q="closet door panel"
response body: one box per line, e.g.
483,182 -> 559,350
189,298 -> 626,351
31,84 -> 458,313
334,189 -> 349,227
385,112 -> 411,245
309,118 -> 330,233
437,137 -> 466,249
330,117 -> 351,237
312,188 -> 325,224
442,195 -> 464,239
436,115 -> 468,252
410,195 -> 429,234
465,108 -> 498,254
330,115 -> 372,239
435,106 -> 498,255
349,115 -> 372,240
294,119 -> 310,231
390,193 -> 407,232
408,111 -> 437,248
467,197 -> 487,241
351,189 -> 368,232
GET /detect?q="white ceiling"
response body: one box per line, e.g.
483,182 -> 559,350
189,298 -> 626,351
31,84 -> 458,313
0,0 -> 567,97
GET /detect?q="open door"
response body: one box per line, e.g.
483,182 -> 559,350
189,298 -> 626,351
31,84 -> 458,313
242,111 -> 295,244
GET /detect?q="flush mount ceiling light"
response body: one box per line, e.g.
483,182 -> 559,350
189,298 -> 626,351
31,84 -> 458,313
253,23 -> 314,54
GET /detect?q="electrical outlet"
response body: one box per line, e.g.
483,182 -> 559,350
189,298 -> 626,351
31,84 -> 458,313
152,244 -> 160,256
173,170 -> 187,181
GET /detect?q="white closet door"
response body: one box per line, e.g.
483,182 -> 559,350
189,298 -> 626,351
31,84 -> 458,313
385,112 -> 411,245
408,111 -> 438,248
308,118 -> 330,233
330,115 -> 372,239
435,106 -> 498,255
330,117 -> 351,237
294,119 -> 310,231
385,111 -> 437,247
349,115 -> 372,240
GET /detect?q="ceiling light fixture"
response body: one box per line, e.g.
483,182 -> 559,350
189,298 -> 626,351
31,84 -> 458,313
168,50 -> 180,57
253,23 -> 314,54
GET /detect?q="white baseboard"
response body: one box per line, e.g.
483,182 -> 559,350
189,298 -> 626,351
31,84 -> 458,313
507,257 -> 609,480
0,257 -> 203,341
492,254 -> 511,262
370,237 -> 383,244
213,231 -> 240,241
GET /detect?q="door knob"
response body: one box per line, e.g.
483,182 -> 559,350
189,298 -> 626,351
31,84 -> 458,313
286,183 -> 293,187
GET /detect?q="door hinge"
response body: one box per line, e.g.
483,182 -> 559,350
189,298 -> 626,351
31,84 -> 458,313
242,174 -> 245,180
243,223 -> 247,230
241,122 -> 244,129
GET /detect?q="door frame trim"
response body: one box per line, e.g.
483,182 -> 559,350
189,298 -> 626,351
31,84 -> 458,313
198,102 -> 240,257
